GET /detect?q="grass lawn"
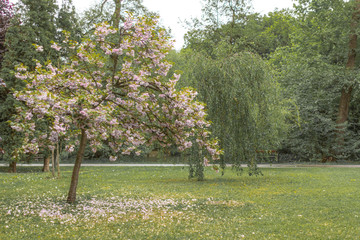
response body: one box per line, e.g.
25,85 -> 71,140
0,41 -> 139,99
0,166 -> 359,239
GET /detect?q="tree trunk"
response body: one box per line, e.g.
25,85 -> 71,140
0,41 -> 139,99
51,148 -> 55,177
337,87 -> 353,126
112,0 -> 122,29
66,129 -> 87,204
42,156 -> 50,172
9,161 -> 16,173
56,142 -> 60,178
336,1 -> 360,147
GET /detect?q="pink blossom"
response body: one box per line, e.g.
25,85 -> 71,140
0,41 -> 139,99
129,84 -> 139,90
66,145 -> 75,152
109,119 -> 118,125
203,157 -> 209,166
51,43 -> 61,51
9,14 -> 222,181
34,44 -> 44,52
112,48 -> 123,55
79,110 -> 88,117
15,73 -> 27,80
0,78 -> 6,87
184,141 -> 192,149
11,125 -> 23,132
25,112 -> 33,120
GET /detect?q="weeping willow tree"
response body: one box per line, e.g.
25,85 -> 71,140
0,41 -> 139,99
170,49 -> 288,174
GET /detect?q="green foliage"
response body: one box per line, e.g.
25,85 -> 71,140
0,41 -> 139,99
0,0 -> 81,163
201,0 -> 251,26
292,0 -> 353,66
1,166 -> 360,239
170,48 -> 288,171
0,0 -> 13,69
272,51 -> 337,160
184,2 -> 295,58
184,0 -> 252,57
257,10 -> 296,57
270,0 -> 360,161
178,0 -> 292,169
79,0 -> 150,34
0,1 -> 56,162
57,0 -> 82,43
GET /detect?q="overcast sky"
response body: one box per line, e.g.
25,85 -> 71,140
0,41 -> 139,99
144,0 -> 295,49
10,0 -> 295,49
73,0 -> 294,49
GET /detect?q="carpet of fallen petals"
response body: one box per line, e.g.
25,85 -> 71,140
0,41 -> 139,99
1,195 -> 207,225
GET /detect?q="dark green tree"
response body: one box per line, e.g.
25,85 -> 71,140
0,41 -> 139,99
271,0 -> 360,161
184,0 -> 253,57
57,0 -> 82,43
174,0 -> 291,173
169,47 -> 288,175
0,0 -> 81,171
0,0 -> 13,162
184,1 -> 295,58
0,0 -> 13,68
255,10 -> 295,57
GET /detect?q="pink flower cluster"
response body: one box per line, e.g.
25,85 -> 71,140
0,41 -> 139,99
0,78 -> 6,87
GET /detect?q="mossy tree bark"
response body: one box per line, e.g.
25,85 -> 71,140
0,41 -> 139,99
42,156 -> 50,172
8,161 -> 16,173
112,0 -> 122,29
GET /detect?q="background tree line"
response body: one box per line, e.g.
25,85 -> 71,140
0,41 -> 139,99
1,0 -> 360,174
171,0 -> 360,166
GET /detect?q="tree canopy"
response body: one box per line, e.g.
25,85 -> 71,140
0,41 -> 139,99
11,15 -> 222,202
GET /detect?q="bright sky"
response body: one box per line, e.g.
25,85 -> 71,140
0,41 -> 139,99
11,0 -> 295,50
140,0 -> 294,49
73,0 -> 294,49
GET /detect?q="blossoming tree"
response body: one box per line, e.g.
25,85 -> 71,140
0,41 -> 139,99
11,15 -> 222,203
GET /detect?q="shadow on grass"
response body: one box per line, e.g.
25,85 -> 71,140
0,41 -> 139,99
158,174 -> 285,187
0,166 -> 43,173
